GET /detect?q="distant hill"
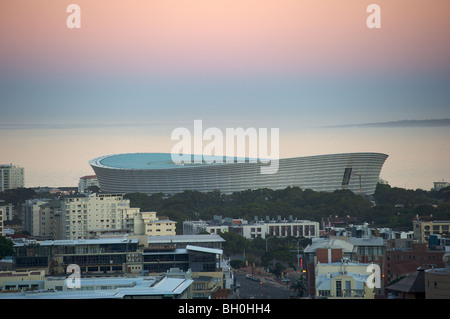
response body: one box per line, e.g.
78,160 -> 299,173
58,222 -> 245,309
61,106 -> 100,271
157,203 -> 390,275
330,119 -> 450,128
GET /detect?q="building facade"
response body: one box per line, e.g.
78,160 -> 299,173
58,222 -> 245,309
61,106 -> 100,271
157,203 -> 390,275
425,252 -> 450,299
183,216 -> 319,240
21,194 -> 175,241
315,261 -> 375,299
22,199 -> 51,237
11,235 -> 224,299
13,237 -> 140,276
0,164 -> 24,192
413,216 -> 450,243
90,152 -> 388,196
303,237 -> 387,297
0,274 -> 193,299
78,175 -> 99,193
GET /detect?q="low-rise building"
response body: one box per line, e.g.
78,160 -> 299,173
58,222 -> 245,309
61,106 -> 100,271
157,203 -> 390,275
304,237 -> 387,297
433,181 -> 450,192
315,260 -> 375,299
425,252 -> 450,299
0,274 -> 193,299
413,215 -> 450,243
146,234 -> 225,250
13,237 -> 140,276
0,270 -> 46,291
183,215 -> 319,240
386,241 -> 445,284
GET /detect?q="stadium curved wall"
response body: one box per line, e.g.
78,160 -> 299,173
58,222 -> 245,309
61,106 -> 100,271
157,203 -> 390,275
89,152 -> 388,196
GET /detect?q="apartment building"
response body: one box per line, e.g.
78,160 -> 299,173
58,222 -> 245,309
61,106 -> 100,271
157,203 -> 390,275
0,164 -> 24,192
21,193 -> 175,240
413,215 -> 450,243
22,199 -> 51,237
134,211 -> 177,236
62,193 -> 127,240
77,175 -> 99,193
0,207 -> 3,236
0,203 -> 14,221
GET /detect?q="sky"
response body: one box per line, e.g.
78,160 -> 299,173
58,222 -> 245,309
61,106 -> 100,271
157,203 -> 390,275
0,0 -> 449,189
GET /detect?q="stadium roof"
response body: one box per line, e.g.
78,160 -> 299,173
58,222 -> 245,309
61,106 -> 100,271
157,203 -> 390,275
91,152 -> 265,170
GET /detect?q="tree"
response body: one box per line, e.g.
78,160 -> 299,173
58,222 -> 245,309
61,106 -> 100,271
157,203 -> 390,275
0,236 -> 14,259
290,275 -> 307,297
0,187 -> 37,206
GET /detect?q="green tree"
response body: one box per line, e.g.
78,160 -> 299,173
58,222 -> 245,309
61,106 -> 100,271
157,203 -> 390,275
0,236 -> 14,259
290,275 -> 307,297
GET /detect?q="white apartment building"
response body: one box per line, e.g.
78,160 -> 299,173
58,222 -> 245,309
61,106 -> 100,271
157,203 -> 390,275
38,201 -> 63,239
0,164 -> 24,192
135,211 -> 177,236
78,175 -> 99,193
183,216 -> 320,240
62,193 -> 131,240
434,181 -> 450,192
62,193 -> 176,240
21,193 -> 176,240
0,203 -> 14,221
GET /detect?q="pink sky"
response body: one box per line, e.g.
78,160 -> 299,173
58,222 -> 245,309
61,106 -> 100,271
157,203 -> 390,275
1,0 -> 449,75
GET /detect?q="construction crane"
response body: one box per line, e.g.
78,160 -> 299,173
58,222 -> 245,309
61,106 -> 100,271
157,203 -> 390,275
353,172 -> 363,196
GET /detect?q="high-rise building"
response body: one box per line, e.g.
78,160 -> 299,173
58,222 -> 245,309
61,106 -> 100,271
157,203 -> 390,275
61,193 -> 176,240
22,199 -> 51,237
0,164 -> 24,192
78,175 -> 99,193
62,193 -> 133,240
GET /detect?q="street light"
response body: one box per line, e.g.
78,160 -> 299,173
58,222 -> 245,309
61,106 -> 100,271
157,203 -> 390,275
265,236 -> 275,252
291,239 -> 300,273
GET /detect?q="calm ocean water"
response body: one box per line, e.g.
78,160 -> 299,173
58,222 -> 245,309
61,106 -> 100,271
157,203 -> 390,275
0,124 -> 449,190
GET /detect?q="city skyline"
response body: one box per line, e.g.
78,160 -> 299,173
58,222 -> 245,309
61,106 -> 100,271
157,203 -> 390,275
0,0 -> 449,190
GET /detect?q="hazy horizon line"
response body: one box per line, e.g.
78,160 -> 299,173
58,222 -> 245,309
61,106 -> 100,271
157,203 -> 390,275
325,118 -> 450,128
1,118 -> 449,131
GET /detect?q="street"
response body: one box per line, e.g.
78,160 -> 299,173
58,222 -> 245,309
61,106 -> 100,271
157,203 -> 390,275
233,272 -> 292,299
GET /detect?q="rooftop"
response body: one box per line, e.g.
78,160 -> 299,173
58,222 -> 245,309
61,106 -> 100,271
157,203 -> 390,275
386,267 -> 426,293
147,234 -> 225,244
14,237 -> 139,247
90,153 -> 255,170
0,276 -> 193,299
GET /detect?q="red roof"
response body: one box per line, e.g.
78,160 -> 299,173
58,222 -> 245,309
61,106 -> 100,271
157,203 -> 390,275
80,175 -> 97,180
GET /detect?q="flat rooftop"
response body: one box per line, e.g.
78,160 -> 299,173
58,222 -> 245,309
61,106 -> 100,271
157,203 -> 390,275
147,234 -> 225,244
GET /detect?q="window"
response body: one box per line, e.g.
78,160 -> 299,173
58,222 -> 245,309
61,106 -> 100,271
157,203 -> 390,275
342,168 -> 352,186
335,280 -> 342,297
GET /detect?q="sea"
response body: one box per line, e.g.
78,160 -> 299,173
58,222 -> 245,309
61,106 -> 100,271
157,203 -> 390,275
0,123 -> 449,191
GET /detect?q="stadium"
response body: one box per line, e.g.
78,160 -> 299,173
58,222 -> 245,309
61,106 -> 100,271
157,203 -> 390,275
89,152 -> 388,196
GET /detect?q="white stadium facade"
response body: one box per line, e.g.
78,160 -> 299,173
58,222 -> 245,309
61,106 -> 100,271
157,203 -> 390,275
89,152 -> 388,196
